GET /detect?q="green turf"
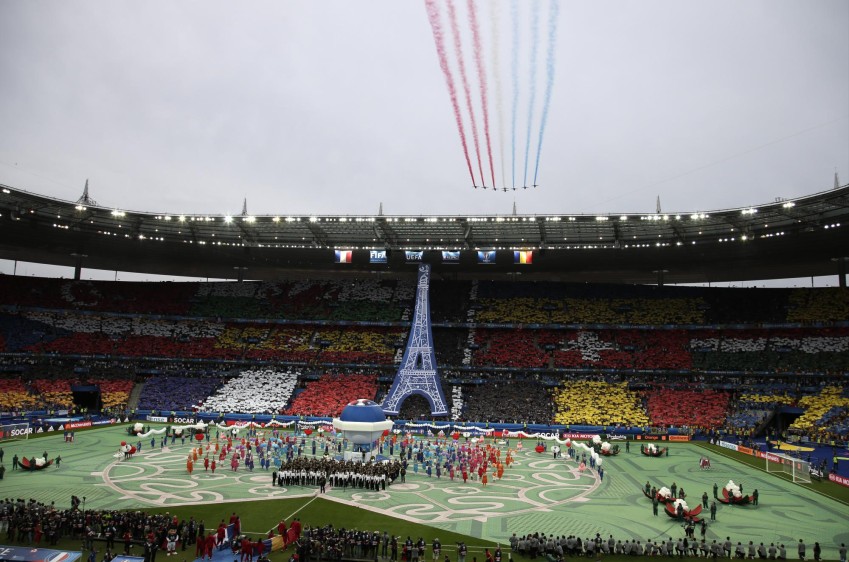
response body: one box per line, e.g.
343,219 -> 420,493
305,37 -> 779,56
1,426 -> 848,560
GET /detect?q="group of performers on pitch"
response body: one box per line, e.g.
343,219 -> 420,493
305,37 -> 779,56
176,431 -> 527,490
274,456 -> 399,490
398,440 -> 516,485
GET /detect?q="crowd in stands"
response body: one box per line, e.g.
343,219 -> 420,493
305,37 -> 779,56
30,379 -> 74,410
790,386 -> 849,443
643,387 -> 730,430
461,379 -> 553,424
319,326 -> 404,365
1,276 -> 847,437
199,369 -> 299,413
553,381 -> 649,427
0,378 -> 37,412
286,373 -> 378,417
2,276 -> 847,327
0,376 -> 132,412
137,375 -> 224,412
786,287 -> 849,323
2,300 -> 847,376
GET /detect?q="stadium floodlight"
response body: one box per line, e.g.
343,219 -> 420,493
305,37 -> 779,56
224,215 -> 233,223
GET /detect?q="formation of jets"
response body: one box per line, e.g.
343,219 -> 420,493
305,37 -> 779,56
473,184 -> 538,191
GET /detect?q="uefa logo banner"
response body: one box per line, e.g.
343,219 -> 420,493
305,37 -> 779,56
477,250 -> 496,264
405,251 -> 423,262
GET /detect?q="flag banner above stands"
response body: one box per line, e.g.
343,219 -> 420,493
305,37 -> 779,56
405,251 -> 424,262
334,250 -> 353,263
442,251 -> 460,263
477,250 -> 496,264
513,251 -> 533,264
369,250 -> 387,264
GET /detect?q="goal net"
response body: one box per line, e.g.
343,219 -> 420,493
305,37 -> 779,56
0,422 -> 31,442
765,451 -> 811,484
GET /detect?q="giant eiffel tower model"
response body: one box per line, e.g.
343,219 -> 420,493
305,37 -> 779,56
381,263 -> 448,416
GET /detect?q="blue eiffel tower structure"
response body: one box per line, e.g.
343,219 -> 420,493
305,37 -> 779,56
381,263 -> 448,416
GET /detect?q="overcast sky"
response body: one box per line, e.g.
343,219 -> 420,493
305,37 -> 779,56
0,0 -> 847,221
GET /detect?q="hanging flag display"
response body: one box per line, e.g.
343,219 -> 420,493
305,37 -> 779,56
513,250 -> 533,264
335,250 -> 353,263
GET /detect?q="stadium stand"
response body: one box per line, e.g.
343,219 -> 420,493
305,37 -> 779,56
285,372 -> 378,417
200,368 -> 299,413
0,276 -> 846,440
553,381 -> 649,427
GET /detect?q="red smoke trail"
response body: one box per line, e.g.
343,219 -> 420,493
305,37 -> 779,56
425,0 -> 477,187
467,0 -> 496,190
446,0 -> 485,188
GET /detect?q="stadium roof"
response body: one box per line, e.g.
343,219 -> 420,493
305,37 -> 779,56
1,182 -> 848,284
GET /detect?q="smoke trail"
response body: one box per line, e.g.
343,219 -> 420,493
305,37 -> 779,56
532,0 -> 560,187
489,2 -> 506,190
510,0 -> 519,189
446,0 -> 485,187
424,0 -> 477,187
522,0 -> 540,188
467,0 -> 496,190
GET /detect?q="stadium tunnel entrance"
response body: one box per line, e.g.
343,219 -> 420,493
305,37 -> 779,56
71,384 -> 103,411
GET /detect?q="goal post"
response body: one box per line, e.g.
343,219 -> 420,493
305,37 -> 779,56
0,422 -> 31,442
765,451 -> 811,484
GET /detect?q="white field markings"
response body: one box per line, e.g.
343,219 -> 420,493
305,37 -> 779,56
316,449 -> 600,524
99,442 -> 600,520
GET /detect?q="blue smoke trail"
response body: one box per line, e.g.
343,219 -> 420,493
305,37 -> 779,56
510,0 -> 519,189
522,0 -> 540,188
532,0 -> 560,187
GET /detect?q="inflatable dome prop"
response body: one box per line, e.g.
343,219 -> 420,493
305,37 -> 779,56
332,399 -> 393,462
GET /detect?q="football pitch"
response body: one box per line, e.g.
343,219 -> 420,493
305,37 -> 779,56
1,425 -> 846,552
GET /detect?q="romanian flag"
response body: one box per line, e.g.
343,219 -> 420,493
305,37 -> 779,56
514,251 -> 533,264
335,250 -> 353,263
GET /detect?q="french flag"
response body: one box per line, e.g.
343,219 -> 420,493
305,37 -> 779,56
335,250 -> 353,263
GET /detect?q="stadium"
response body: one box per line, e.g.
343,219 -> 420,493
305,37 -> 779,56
1,1 -> 848,562
0,179 -> 848,562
